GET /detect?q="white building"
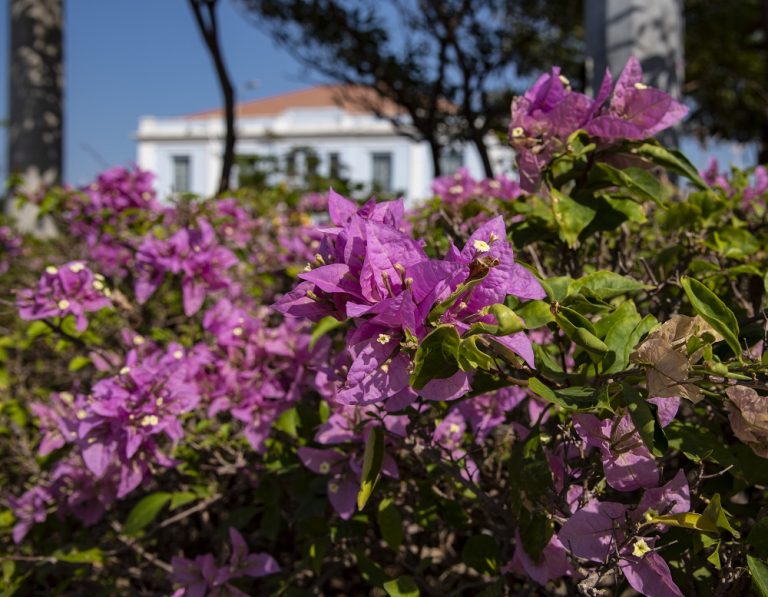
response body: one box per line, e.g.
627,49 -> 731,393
135,85 -> 513,204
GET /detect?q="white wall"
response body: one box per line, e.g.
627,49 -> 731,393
136,108 -> 516,205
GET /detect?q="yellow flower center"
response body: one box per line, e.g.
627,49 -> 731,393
57,299 -> 70,310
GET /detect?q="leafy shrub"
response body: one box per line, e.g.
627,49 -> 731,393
2,57 -> 768,596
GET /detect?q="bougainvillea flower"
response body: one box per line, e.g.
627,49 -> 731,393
171,527 -> 279,596
510,57 -> 688,191
135,219 -> 238,315
298,404 -> 406,518
586,57 -> 688,141
17,261 -> 112,331
505,530 -> 570,586
573,413 -> 659,491
559,472 -> 690,597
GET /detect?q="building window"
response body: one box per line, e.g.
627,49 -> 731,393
440,147 -> 464,175
371,152 -> 393,193
172,155 -> 191,193
329,152 -> 341,178
285,153 -> 297,178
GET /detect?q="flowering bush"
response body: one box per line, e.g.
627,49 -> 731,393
3,57 -> 768,596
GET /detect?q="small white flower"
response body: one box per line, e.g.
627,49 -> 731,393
473,239 -> 491,253
141,414 -> 159,427
632,538 -> 652,557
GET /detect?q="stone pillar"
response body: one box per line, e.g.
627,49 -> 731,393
7,0 -> 63,230
585,0 -> 684,98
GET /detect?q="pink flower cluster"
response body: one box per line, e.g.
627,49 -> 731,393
431,167 -> 522,205
702,157 -> 768,210
277,190 -> 545,408
135,219 -> 239,316
509,57 -> 688,190
16,261 -> 112,331
171,528 -> 280,597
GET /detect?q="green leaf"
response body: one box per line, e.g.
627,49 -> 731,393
384,576 -> 420,597
570,271 -> 650,300
518,509 -> 554,563
274,407 -> 300,438
378,498 -> 403,551
25,320 -> 51,339
310,315 -> 344,349
747,518 -> 768,558
701,493 -> 740,538
748,555 -> 768,597
648,512 -> 719,533
601,307 -> 644,373
515,300 -> 554,329
554,307 -> 609,359
550,188 -> 596,248
123,492 -> 172,536
488,303 -> 525,335
458,336 -> 496,372
0,509 -> 15,530
409,325 -> 461,390
52,547 -> 104,565
680,276 -> 741,358
357,426 -> 384,510
67,355 -> 91,372
354,548 -> 388,587
528,378 -> 597,410
591,163 -> 664,205
621,386 -> 666,456
632,142 -> 708,189
169,492 -> 198,510
603,196 -> 647,223
383,576 -> 420,597
462,534 -> 500,575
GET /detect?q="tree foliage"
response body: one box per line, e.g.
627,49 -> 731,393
234,0 -> 584,176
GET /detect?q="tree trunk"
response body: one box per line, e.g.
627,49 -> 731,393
429,138 -> 443,178
189,0 -> 236,194
7,0 -> 63,226
761,0 -> 768,165
473,134 -> 494,178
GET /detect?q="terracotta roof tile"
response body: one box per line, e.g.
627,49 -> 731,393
184,84 -> 405,119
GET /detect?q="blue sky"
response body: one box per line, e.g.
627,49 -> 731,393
0,0 -> 758,186
1,0 -> 312,185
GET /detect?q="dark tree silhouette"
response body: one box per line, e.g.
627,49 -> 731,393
234,0 -> 584,177
188,0 -> 236,193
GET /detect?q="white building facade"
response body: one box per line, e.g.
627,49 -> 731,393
135,85 -> 514,205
